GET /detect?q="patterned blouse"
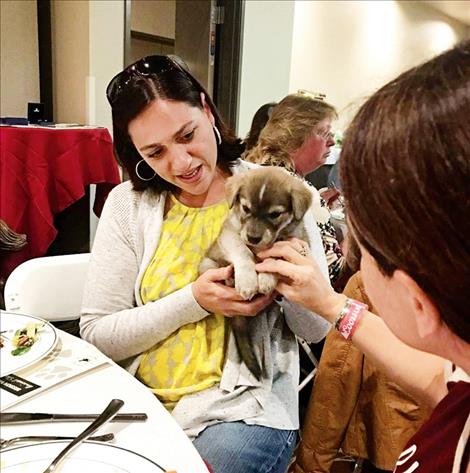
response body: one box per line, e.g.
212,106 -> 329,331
306,181 -> 345,283
137,195 -> 229,410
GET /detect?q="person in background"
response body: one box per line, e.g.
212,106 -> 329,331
79,55 -> 331,473
256,40 -> 470,472
243,101 -> 278,152
0,220 -> 27,310
243,93 -> 345,285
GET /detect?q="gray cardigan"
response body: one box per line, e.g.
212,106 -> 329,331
80,160 -> 330,438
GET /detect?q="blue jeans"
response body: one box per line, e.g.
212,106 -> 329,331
193,421 -> 297,473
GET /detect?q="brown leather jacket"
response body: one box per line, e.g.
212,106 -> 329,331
291,272 -> 432,472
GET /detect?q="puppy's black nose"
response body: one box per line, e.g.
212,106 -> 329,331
247,234 -> 262,245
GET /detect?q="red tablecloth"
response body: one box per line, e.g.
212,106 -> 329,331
0,126 -> 121,281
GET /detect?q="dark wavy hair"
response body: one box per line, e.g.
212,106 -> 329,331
244,102 -> 278,151
340,40 -> 470,343
107,55 -> 243,192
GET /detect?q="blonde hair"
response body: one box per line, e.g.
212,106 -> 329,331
243,93 -> 337,173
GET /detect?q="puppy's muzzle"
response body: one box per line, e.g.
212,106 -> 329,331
241,225 -> 275,250
246,234 -> 262,245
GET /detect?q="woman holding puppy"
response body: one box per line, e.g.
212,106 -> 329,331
256,41 -> 470,472
79,55 -> 330,472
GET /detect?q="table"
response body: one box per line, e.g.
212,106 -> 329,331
0,126 -> 121,282
1,330 -> 209,473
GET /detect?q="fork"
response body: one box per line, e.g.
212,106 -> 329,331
41,398 -> 123,473
0,433 -> 114,450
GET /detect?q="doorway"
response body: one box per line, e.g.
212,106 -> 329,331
123,0 -> 242,130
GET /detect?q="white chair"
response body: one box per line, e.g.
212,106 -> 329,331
4,253 -> 90,322
298,337 -> 319,392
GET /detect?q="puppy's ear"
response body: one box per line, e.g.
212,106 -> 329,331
225,173 -> 244,208
291,180 -> 312,220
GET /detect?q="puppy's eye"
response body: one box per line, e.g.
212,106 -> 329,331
268,211 -> 282,219
241,204 -> 250,213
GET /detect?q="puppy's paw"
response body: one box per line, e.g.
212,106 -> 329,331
258,272 -> 277,294
235,269 -> 259,300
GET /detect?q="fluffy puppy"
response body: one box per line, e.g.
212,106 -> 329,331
199,166 -> 312,379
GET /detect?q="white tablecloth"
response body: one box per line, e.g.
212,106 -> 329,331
1,331 -> 208,473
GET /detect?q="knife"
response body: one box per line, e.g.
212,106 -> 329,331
0,412 -> 148,424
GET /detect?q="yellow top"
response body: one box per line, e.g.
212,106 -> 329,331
137,194 -> 229,410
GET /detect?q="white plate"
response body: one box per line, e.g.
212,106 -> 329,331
0,312 -> 58,377
0,441 -> 166,472
330,208 -> 345,221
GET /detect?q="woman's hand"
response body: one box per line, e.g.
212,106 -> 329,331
256,238 -> 346,323
192,265 -> 275,317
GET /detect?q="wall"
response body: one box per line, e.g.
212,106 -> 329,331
51,0 -> 89,124
88,0 -> 125,130
289,0 -> 470,131
0,0 -> 40,117
51,0 -> 124,243
237,0 -> 295,137
51,0 -> 124,129
88,1 -> 124,243
129,38 -> 161,64
131,0 -> 175,39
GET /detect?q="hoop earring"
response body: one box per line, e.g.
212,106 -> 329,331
135,159 -> 156,181
213,125 -> 222,145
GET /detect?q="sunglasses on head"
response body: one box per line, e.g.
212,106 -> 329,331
106,55 -> 185,105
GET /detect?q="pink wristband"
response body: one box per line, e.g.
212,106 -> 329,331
335,298 -> 367,340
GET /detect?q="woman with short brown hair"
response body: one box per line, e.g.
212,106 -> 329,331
243,93 -> 337,174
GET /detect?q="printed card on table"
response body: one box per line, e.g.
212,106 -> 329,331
0,336 -> 108,410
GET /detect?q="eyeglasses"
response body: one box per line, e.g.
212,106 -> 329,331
106,55 -> 184,105
317,129 -> 334,141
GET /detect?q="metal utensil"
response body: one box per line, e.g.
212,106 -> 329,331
41,398 -> 124,473
0,433 -> 114,450
0,412 -> 147,424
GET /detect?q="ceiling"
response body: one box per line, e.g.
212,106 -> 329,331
422,1 -> 470,25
